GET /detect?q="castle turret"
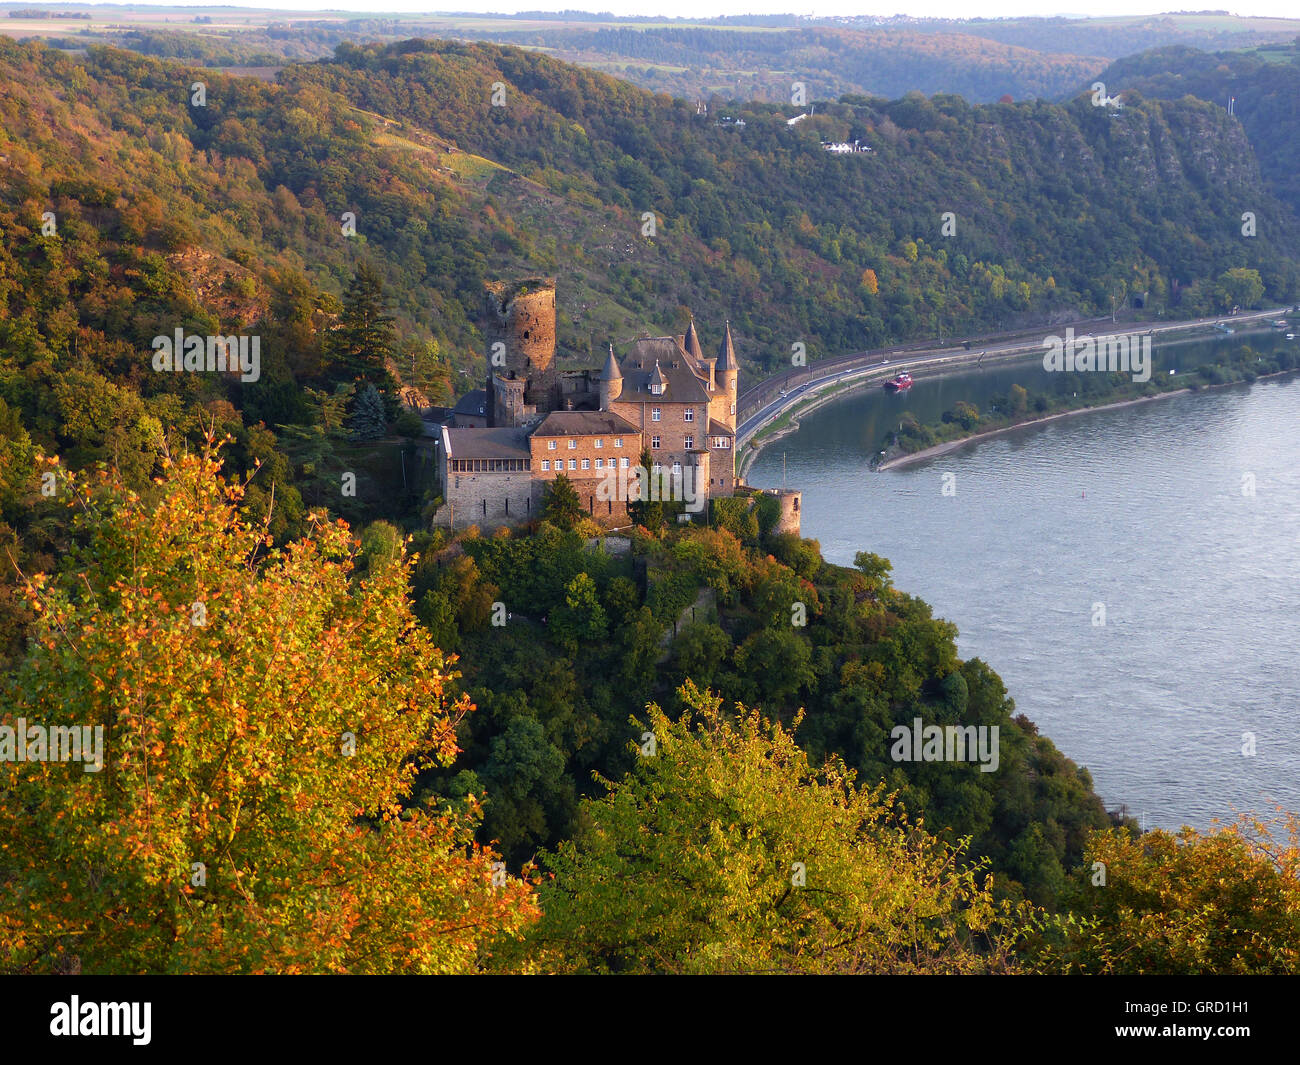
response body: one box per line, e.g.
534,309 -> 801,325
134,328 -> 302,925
484,278 -> 558,424
683,316 -> 704,361
598,343 -> 622,408
716,321 -> 739,430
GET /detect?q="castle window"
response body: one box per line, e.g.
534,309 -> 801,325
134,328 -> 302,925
730,403 -> 736,415
568,439 -> 577,449
568,459 -> 576,470
548,440 -> 557,450
614,438 -> 623,448
684,409 -> 694,422
684,435 -> 694,450
672,462 -> 682,475
581,458 -> 590,470
620,457 -> 629,468
652,408 -> 661,422
651,436 -> 661,449
594,438 -> 603,448
542,460 -> 550,471
595,458 -> 603,469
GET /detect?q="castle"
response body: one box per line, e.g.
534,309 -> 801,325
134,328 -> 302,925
435,278 -> 740,529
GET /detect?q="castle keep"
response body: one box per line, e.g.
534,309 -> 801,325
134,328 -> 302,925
437,278 -> 739,528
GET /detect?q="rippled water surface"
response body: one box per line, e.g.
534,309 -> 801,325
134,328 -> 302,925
749,334 -> 1300,828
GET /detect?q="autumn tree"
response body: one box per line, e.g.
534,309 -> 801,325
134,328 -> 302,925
517,682 -> 1026,974
0,441 -> 537,974
1028,815 -> 1300,974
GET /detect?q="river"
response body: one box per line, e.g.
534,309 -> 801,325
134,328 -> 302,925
748,329 -> 1300,829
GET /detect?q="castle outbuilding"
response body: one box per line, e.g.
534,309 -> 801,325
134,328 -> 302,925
436,279 -> 739,529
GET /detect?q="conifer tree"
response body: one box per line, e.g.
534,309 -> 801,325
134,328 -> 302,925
349,383 -> 387,441
328,262 -> 396,384
541,473 -> 582,529
627,448 -> 663,530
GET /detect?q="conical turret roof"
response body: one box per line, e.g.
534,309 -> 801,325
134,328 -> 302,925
717,321 -> 737,372
683,316 -> 704,361
599,344 -> 622,381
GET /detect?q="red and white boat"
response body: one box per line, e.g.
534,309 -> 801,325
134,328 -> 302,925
883,371 -> 913,391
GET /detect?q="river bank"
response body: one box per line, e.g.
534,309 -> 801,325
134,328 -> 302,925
875,365 -> 1300,471
737,308 -> 1292,478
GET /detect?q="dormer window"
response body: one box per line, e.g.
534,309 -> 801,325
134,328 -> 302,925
650,382 -> 664,395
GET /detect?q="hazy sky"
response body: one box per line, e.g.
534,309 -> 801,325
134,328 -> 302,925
74,3 -> 1300,19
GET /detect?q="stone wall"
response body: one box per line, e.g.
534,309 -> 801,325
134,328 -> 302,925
442,469 -> 540,531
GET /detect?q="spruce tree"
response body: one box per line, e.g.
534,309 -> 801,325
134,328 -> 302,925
627,448 -> 663,530
329,262 -> 396,384
542,473 -> 582,529
349,383 -> 388,441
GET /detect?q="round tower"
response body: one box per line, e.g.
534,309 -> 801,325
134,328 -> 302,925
598,344 -> 623,409
716,321 -> 740,429
774,490 -> 802,536
484,278 -> 558,413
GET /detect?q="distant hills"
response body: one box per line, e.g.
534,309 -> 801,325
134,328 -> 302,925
13,10 -> 1300,103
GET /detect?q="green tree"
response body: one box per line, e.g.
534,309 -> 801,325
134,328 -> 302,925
627,449 -> 663,531
348,383 -> 387,442
328,261 -> 396,384
549,572 -> 609,654
520,683 -> 1025,974
541,473 -> 582,530
1215,267 -> 1265,311
1030,815 -> 1300,974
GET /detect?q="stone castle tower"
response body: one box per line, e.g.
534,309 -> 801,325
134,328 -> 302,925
711,321 -> 740,431
485,277 -> 558,426
598,344 -> 622,408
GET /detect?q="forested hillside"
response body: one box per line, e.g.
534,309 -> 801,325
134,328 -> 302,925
296,37 -> 1299,362
3,34 -> 1297,663
4,32 -> 1300,975
1099,42 -> 1300,217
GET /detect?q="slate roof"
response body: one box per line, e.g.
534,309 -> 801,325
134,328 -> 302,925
683,318 -> 704,361
532,410 -> 639,437
452,389 -> 488,417
617,338 -> 711,404
599,345 -> 622,381
442,426 -> 531,460
716,323 -> 737,372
